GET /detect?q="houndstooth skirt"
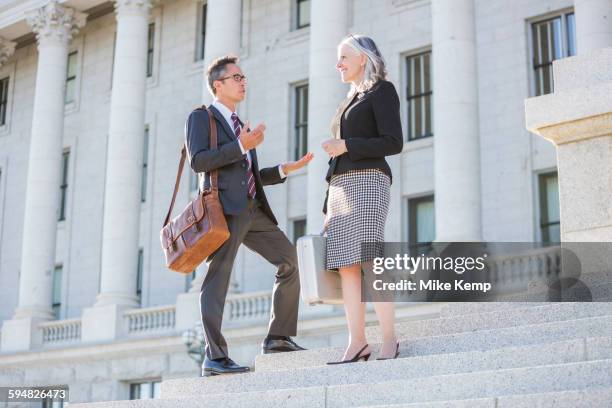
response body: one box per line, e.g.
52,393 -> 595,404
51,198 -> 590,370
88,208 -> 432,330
325,169 -> 390,270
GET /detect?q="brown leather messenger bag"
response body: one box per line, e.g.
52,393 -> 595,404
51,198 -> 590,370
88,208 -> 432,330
160,107 -> 230,273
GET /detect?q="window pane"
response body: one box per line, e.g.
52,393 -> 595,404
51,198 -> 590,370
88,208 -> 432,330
415,200 -> 435,243
545,175 -> 560,222
52,265 -> 62,318
294,84 -> 309,160
551,18 -> 563,60
197,3 -> 208,60
59,151 -> 69,220
52,266 -> 62,305
67,52 -> 77,78
141,128 -> 149,202
532,15 -> 568,96
423,53 -> 431,93
298,0 -> 310,28
406,52 -> 432,140
147,23 -> 155,77
137,249 -> 143,303
152,382 -> 161,398
409,196 -> 435,245
65,79 -> 75,103
539,172 -> 560,243
140,383 -> 152,399
567,13 -> 576,56
0,77 -> 8,126
129,384 -> 140,400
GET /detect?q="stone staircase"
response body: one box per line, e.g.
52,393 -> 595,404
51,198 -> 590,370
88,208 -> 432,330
72,302 -> 612,407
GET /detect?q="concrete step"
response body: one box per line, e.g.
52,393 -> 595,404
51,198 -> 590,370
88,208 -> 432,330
159,336 -> 610,399
256,314 -> 612,371
363,386 -> 612,407
363,302 -> 612,343
439,301 -> 542,318
325,358 -> 612,407
69,360 -> 612,407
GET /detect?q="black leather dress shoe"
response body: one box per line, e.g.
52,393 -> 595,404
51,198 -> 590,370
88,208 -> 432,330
201,357 -> 250,377
261,337 -> 307,354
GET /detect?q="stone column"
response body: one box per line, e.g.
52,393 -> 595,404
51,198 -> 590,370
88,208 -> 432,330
81,0 -> 152,342
0,37 -> 16,66
305,0 -> 349,234
200,0 -> 242,104
1,1 -> 86,352
431,0 -> 482,241
574,0 -> 612,54
526,47 -> 612,244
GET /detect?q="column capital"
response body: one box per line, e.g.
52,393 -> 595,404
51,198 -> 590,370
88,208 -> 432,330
26,1 -> 87,47
113,0 -> 156,17
0,37 -> 16,66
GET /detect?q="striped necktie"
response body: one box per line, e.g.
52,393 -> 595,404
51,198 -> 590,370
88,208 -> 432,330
231,112 -> 256,199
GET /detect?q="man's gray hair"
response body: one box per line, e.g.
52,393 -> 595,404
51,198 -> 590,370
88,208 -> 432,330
339,34 -> 388,95
206,55 -> 239,95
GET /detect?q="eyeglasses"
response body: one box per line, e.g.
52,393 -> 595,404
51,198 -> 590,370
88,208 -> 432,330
218,74 -> 247,83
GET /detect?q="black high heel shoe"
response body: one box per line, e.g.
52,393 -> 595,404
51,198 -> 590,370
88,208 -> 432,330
376,342 -> 400,360
326,344 -> 371,365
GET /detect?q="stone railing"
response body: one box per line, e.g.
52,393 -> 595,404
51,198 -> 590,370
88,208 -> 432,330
486,245 -> 562,287
124,305 -> 176,335
224,290 -> 272,324
40,318 -> 82,345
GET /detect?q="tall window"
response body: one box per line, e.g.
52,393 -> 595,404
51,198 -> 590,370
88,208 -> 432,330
129,381 -> 161,399
196,2 -> 208,61
538,172 -> 560,243
531,12 -> 576,96
292,218 -> 306,244
147,23 -> 155,77
408,195 -> 435,249
52,265 -> 62,319
58,150 -> 69,221
65,51 -> 77,104
141,126 -> 149,202
406,51 -> 432,141
136,248 -> 143,305
295,0 -> 310,29
0,77 -> 8,126
294,83 -> 309,160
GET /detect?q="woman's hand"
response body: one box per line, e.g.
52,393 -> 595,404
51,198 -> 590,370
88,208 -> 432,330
321,139 -> 347,159
281,152 -> 314,175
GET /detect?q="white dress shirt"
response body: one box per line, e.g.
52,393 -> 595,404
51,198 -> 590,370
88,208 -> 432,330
212,99 -> 286,178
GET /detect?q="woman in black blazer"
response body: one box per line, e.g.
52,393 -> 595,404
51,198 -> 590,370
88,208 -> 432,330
322,34 -> 403,364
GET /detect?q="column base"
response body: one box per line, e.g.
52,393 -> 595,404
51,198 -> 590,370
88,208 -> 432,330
1,317 -> 47,352
81,304 -> 134,343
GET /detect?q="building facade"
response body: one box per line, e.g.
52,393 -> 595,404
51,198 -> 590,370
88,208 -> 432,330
0,0 -> 610,404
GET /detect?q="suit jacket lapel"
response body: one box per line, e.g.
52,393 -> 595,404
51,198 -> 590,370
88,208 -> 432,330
330,93 -> 358,140
209,105 -> 237,141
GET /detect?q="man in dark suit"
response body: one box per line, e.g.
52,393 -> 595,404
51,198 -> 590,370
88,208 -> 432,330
185,55 -> 313,377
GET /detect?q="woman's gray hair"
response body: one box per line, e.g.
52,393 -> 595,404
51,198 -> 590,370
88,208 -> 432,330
339,34 -> 388,94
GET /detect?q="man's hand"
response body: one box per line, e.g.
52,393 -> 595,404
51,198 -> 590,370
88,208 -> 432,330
281,152 -> 314,175
240,121 -> 266,150
321,139 -> 347,158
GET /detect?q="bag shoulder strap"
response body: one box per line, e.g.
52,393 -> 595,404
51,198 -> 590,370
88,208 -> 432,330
163,106 -> 218,228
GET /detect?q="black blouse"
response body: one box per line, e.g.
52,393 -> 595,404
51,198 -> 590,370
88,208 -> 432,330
323,80 -> 404,213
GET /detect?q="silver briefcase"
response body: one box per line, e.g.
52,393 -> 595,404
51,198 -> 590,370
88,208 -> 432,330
296,235 -> 343,305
